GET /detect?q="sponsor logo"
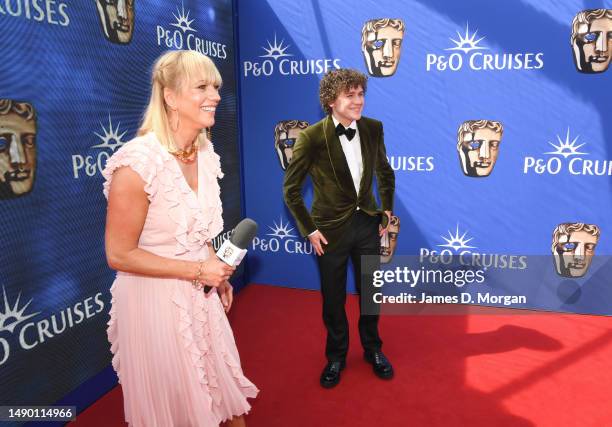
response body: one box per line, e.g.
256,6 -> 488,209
420,224 -> 528,269
571,9 -> 612,74
95,0 -> 134,44
381,215 -> 400,263
361,18 -> 405,77
252,217 -> 314,255
243,34 -> 341,77
387,155 -> 434,172
0,286 -> 105,366
457,120 -> 503,177
156,2 -> 228,59
274,120 -> 309,170
0,99 -> 37,199
223,246 -> 234,258
72,114 -> 127,179
552,222 -> 600,278
0,0 -> 70,27
523,128 -> 612,176
426,23 -> 544,72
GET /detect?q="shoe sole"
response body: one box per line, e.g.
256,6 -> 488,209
320,378 -> 340,388
374,370 -> 394,380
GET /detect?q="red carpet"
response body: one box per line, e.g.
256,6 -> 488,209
74,284 -> 612,426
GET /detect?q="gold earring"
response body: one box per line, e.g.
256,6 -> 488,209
206,127 -> 212,140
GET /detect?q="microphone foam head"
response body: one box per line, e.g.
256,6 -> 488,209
230,218 -> 258,249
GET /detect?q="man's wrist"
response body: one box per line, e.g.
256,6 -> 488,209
308,229 -> 319,237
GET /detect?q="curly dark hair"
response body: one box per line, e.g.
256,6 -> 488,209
319,69 -> 367,115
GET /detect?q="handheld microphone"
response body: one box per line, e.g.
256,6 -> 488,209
204,218 -> 258,293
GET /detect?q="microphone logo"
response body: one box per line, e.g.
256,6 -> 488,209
223,246 -> 234,259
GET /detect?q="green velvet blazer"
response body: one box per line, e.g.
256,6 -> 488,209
283,115 -> 395,252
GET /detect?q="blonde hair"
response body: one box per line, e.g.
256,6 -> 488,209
138,50 -> 222,152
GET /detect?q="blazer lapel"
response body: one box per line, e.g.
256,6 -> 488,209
323,116 -> 357,198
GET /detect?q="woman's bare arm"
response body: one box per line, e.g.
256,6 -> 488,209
105,166 -> 234,286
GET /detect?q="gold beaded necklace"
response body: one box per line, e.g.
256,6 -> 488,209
171,142 -> 198,164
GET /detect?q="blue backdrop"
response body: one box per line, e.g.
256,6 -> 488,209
238,1 -> 612,301
0,0 -> 242,416
1,0 -> 611,416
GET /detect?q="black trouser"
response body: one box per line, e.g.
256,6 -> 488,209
316,210 -> 382,362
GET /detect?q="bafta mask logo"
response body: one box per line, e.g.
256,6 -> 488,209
274,120 -> 309,170
457,120 -> 503,178
95,0 -> 135,44
223,246 -> 234,259
381,215 -> 400,264
0,100 -> 37,199
552,223 -> 600,278
361,18 -> 405,77
571,9 -> 612,74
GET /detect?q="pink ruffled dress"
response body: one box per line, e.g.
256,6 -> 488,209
102,132 -> 258,427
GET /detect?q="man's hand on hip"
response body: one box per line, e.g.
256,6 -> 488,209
308,230 -> 328,256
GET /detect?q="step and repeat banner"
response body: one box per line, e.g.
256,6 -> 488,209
239,1 -> 612,314
0,0 -> 241,411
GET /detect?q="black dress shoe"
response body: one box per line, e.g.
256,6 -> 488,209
364,351 -> 394,379
320,361 -> 345,388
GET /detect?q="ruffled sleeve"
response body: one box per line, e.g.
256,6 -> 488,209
102,135 -> 161,202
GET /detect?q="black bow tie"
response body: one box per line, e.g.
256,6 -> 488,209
335,123 -> 356,141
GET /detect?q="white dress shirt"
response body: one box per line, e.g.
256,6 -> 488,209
331,115 -> 363,195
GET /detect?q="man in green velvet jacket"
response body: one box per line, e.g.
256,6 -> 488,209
283,69 -> 395,388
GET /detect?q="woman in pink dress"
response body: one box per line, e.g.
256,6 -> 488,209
103,50 -> 258,427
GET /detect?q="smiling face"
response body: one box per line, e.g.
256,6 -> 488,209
169,78 -> 221,132
95,0 -> 135,44
0,102 -> 37,198
329,85 -> 364,126
572,11 -> 612,73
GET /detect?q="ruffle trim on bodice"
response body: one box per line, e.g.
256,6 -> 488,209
102,132 -> 224,256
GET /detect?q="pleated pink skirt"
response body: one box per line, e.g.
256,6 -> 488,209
108,273 -> 258,427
